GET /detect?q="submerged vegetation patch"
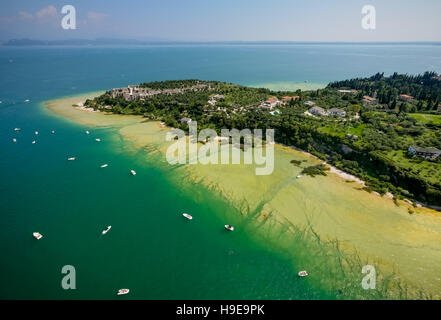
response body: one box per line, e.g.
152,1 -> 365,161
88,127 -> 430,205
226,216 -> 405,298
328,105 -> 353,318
301,164 -> 330,177
290,159 -> 302,166
84,72 -> 441,206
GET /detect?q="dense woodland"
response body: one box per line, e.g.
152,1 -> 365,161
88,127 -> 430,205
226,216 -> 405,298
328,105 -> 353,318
329,72 -> 441,112
84,73 -> 441,206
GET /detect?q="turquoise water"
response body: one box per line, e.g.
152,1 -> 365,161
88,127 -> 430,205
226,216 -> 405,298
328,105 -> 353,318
1,44 -> 441,299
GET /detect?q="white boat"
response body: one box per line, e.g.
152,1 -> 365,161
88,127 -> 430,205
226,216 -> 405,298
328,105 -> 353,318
32,140 -> 36,144
296,175 -> 302,179
12,138 -> 17,143
102,226 -> 112,235
51,130 -> 55,134
95,138 -> 101,142
34,131 -> 39,135
67,157 -> 76,161
117,289 -> 130,296
24,99 -> 30,102
298,270 -> 308,277
85,130 -> 90,134
14,128 -> 21,131
130,170 -> 136,176
33,232 -> 43,240
100,164 -> 109,168
225,225 -> 234,231
182,213 -> 193,220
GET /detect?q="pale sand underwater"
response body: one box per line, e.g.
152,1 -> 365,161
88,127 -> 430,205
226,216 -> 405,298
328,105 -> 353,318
45,93 -> 441,299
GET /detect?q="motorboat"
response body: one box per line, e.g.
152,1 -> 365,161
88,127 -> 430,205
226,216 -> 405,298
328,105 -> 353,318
95,138 -> 101,142
32,140 -> 36,144
24,99 -> 30,102
100,164 -> 108,168
182,213 -> 193,220
298,270 -> 308,277
117,289 -> 130,296
225,225 -> 234,231
33,232 -> 43,240
14,128 -> 21,131
102,226 -> 112,235
12,138 -> 17,143
67,157 -> 76,161
130,170 -> 136,176
296,175 -> 302,179
85,130 -> 90,134
34,131 -> 39,135
51,130 -> 55,134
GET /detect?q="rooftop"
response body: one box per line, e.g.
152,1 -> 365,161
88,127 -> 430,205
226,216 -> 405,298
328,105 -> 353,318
266,97 -> 279,103
309,106 -> 325,112
281,96 -> 299,101
328,108 -> 345,112
410,146 -> 441,154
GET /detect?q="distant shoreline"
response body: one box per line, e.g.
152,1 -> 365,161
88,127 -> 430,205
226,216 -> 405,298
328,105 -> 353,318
3,39 -> 441,47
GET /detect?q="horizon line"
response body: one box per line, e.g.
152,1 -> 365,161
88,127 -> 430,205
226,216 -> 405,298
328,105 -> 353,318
2,38 -> 441,46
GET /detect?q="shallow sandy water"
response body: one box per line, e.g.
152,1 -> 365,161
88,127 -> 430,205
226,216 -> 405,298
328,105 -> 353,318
45,93 -> 441,298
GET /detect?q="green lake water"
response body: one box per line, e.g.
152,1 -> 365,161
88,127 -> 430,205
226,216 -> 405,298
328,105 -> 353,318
1,44 -> 441,299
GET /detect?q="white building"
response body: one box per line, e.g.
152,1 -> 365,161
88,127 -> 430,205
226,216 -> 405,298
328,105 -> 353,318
408,146 -> 441,160
327,108 -> 346,117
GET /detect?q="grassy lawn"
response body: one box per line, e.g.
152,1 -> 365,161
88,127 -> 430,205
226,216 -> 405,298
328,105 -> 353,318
381,150 -> 441,184
408,113 -> 441,125
318,124 -> 365,138
347,124 -> 366,136
318,125 -> 346,137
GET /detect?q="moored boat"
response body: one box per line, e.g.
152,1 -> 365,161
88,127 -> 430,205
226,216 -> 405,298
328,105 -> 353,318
225,225 -> 234,231
32,140 -> 36,144
100,164 -> 108,168
67,157 -> 76,161
12,138 -> 17,142
14,128 -> 21,131
298,270 -> 308,277
95,138 -> 101,142
182,213 -> 193,220
33,232 -> 43,240
130,170 -> 136,176
85,130 -> 90,134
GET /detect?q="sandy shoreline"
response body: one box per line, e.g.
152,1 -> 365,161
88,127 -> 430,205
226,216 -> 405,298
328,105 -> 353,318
282,143 -> 441,211
43,92 -> 441,299
327,165 -> 366,185
59,95 -> 369,187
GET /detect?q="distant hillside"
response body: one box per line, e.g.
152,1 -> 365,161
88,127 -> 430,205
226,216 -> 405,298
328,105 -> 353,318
328,72 -> 441,110
2,38 -> 170,46
83,75 -> 441,206
5,39 -> 441,47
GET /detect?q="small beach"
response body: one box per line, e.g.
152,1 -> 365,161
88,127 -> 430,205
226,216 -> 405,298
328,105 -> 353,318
45,92 -> 441,299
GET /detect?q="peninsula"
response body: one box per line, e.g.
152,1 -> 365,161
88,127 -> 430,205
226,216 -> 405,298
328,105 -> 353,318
83,73 -> 441,207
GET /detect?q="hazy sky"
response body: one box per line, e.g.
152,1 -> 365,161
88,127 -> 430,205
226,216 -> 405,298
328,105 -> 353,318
0,0 -> 440,42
